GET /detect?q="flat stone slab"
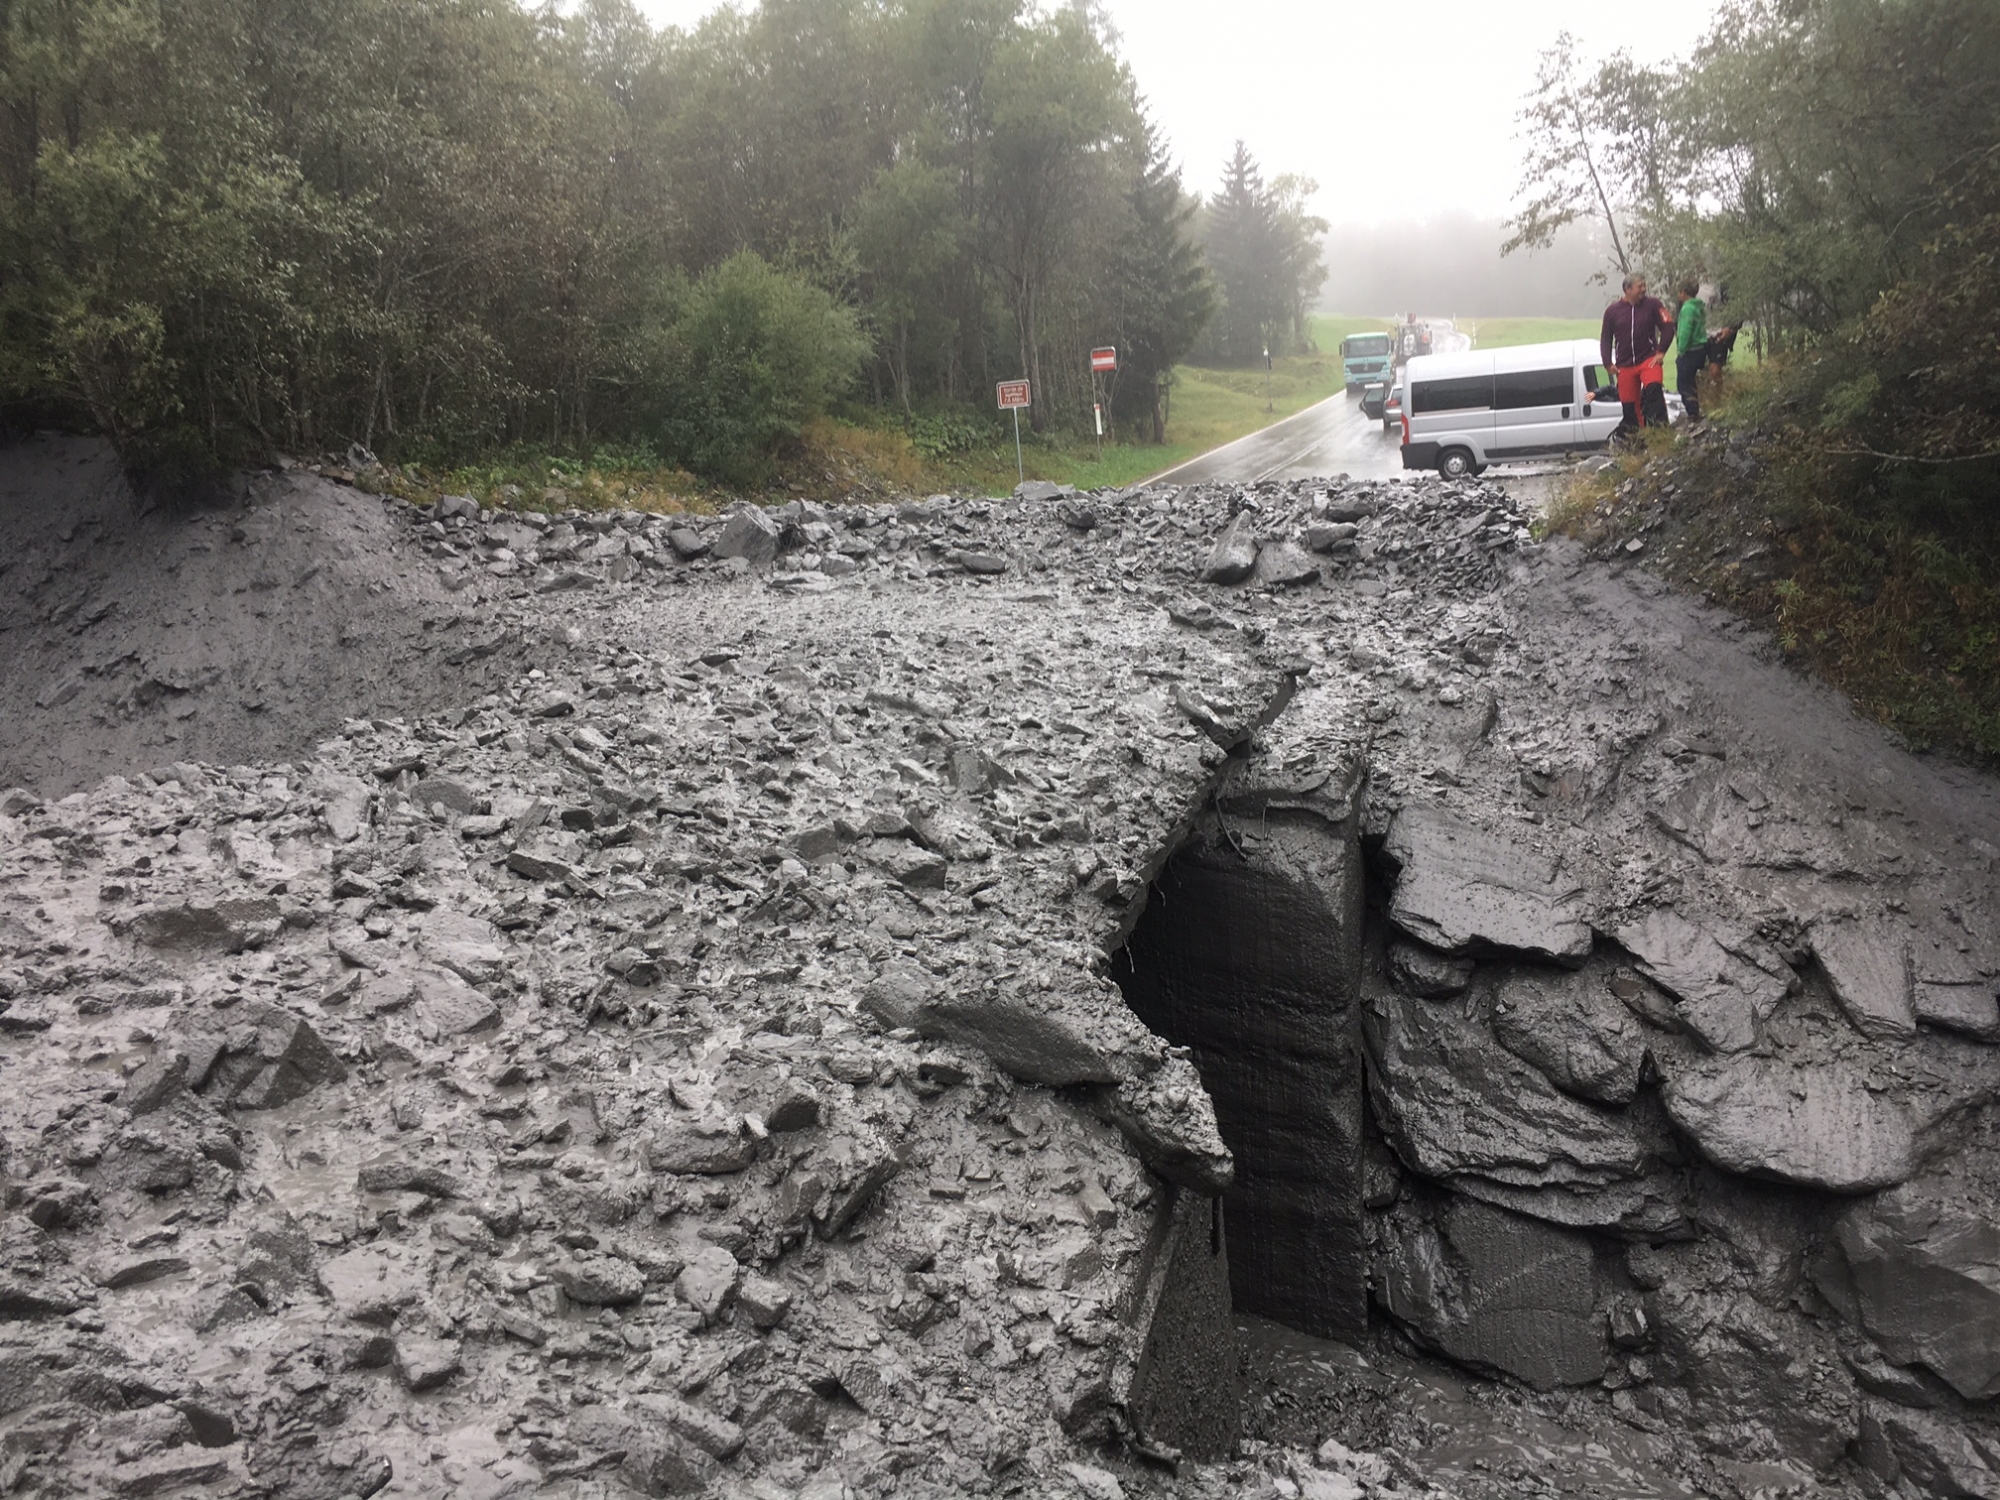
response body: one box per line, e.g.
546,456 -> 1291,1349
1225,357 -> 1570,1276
1661,1056 -> 1919,1193
1811,918 -> 1917,1041
1383,808 -> 1592,962
1380,1195 -> 1605,1390
1614,910 -> 1792,1052
319,1246 -> 428,1324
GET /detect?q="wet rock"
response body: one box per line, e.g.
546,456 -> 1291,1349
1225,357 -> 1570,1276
1199,512 -> 1260,584
394,1336 -> 461,1392
1614,910 -> 1793,1052
356,1155 -> 463,1197
1364,987 -> 1658,1199
1090,1056 -> 1235,1194
861,963 -> 1142,1088
319,1246 -> 428,1324
676,1245 -> 741,1324
1485,963 -> 1647,1105
410,776 -> 479,816
642,1393 -> 745,1461
1651,1284 -> 1859,1471
1386,938 -> 1473,998
1661,1056 -> 1918,1192
567,1403 -> 716,1495
507,847 -> 578,882
1914,974 -> 2000,1042
208,1007 -> 346,1108
96,1254 -> 190,1289
737,1273 -> 793,1329
553,1254 -> 645,1308
1860,1401 -> 2000,1498
1382,807 -> 1592,961
1811,918 -> 1918,1040
110,1445 -> 240,1496
128,897 -> 282,953
649,1116 -> 755,1175
1378,1194 -> 1605,1389
416,909 -> 507,985
1253,541 -> 1320,587
712,507 -> 783,567
119,1050 -> 189,1116
1819,1180 -> 2000,1400
319,773 -> 373,842
1064,1462 -> 1127,1500
410,966 -> 499,1035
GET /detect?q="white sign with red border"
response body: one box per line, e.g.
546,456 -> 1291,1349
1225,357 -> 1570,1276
996,380 -> 1031,409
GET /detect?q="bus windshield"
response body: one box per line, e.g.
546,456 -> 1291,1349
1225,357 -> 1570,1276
1341,335 -> 1392,358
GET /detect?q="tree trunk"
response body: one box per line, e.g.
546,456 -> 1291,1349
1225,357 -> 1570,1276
1151,379 -> 1165,444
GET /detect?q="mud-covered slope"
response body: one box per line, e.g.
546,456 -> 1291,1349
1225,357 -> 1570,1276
0,436 -> 551,795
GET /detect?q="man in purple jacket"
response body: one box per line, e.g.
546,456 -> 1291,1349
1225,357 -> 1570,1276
1600,272 -> 1675,438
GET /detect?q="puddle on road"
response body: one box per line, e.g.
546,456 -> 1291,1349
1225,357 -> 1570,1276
1238,1314 -> 1717,1500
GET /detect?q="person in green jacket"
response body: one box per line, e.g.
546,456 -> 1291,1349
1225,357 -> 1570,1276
1674,279 -> 1709,422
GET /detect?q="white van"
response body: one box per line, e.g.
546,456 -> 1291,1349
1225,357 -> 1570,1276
1399,338 -> 1621,478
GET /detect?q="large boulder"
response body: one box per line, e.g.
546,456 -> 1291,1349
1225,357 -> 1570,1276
1382,807 -> 1592,962
1484,962 -> 1647,1105
1660,1055 -> 1919,1193
1362,987 -> 1684,1234
1199,512 -> 1260,585
1818,1180 -> 2000,1401
1378,1194 -> 1605,1390
1812,918 -> 1918,1041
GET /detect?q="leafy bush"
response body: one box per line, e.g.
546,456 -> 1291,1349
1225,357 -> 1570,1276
905,410 -> 993,460
637,254 -> 869,487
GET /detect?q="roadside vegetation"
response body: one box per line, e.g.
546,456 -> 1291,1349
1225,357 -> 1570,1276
0,0 -> 1332,495
1518,0 -> 2000,764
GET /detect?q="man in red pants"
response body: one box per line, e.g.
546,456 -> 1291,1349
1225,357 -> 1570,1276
1600,272 -> 1674,439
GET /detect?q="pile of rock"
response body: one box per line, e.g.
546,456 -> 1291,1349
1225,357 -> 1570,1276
0,463 -> 1995,1500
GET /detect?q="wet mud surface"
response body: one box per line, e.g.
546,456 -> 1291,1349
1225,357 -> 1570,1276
1,437 -> 1997,1500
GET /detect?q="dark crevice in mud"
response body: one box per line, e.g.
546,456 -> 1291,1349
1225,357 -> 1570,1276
1111,791 -> 1371,1346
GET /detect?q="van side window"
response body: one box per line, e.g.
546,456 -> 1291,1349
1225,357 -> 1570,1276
1410,375 -> 1493,413
1493,369 -> 1574,409
1582,364 -> 1611,393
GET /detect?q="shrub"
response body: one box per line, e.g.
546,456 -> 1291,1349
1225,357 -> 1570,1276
638,254 -> 869,487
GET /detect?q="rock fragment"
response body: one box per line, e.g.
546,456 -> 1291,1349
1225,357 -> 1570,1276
1383,807 -> 1592,961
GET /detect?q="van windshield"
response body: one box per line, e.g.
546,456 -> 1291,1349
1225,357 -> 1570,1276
1341,335 -> 1392,358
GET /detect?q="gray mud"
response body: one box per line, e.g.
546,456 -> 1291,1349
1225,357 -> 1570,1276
0,436 -> 552,795
1,446 -> 1997,1500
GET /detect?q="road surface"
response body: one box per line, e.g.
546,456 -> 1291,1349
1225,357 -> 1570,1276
1149,390 -> 1408,486
1149,386 -> 1574,494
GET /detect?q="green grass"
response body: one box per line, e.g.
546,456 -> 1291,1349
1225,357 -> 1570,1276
921,313 -> 1392,494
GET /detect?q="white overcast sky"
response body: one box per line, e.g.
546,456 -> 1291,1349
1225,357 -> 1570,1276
628,0 -> 1724,224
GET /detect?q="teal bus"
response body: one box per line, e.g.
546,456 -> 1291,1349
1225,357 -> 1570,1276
1340,332 -> 1394,393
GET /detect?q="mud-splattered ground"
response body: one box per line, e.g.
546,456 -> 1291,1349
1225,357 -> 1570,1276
2,439 -> 1997,1500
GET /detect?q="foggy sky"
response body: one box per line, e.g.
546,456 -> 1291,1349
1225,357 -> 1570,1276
629,0 -> 1722,313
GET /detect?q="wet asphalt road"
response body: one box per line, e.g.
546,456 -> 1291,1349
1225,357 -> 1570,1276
1150,388 -> 1409,486
1149,385 -> 1574,494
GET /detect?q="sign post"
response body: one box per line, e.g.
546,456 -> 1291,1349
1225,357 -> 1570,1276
1089,348 -> 1117,461
996,380 -> 1031,489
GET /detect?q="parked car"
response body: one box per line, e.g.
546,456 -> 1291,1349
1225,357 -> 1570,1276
1399,338 -> 1621,477
1360,381 -> 1388,421
1382,381 -> 1403,433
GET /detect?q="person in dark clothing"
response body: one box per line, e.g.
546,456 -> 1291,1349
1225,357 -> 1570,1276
1674,278 -> 1708,422
1600,273 -> 1675,438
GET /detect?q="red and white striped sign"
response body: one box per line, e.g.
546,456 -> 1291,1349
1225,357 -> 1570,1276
1089,347 -> 1118,373
996,380 -> 1031,409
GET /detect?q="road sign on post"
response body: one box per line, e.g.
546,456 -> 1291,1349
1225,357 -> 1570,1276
1090,347 -> 1117,373
996,380 -> 1031,488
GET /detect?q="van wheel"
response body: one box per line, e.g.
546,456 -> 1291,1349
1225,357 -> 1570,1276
1438,446 -> 1476,479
